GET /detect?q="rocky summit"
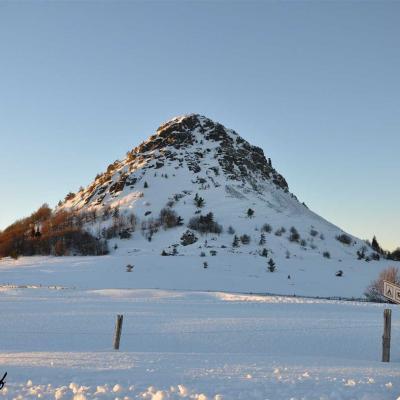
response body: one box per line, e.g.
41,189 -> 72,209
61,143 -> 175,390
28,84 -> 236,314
69,114 -> 288,210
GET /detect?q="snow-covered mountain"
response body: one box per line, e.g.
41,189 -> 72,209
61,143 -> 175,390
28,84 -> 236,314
60,114 -> 378,264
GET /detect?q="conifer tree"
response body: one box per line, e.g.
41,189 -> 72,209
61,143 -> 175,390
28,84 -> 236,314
267,258 -> 276,272
247,208 -> 254,218
371,235 -> 383,254
194,193 -> 205,208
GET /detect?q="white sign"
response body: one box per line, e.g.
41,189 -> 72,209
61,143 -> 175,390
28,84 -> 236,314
383,280 -> 400,304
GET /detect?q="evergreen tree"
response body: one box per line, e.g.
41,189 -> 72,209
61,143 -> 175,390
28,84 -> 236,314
247,208 -> 255,218
261,248 -> 268,257
194,193 -> 205,208
372,235 -> 383,254
259,233 -> 266,246
267,258 -> 276,272
232,235 -> 240,248
204,212 -> 214,224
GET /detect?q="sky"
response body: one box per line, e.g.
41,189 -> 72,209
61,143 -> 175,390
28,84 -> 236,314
0,1 -> 399,250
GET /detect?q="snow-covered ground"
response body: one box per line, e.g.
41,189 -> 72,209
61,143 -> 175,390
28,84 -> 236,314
0,254 -> 396,299
0,280 -> 399,399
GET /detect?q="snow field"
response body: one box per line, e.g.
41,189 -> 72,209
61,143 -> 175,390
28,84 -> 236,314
0,287 -> 399,399
0,253 -> 397,299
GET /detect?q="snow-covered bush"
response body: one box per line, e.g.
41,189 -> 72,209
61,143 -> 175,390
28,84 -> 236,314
310,228 -> 318,237
227,226 -> 235,235
126,264 -> 134,272
180,230 -> 198,246
336,233 -> 352,245
262,223 -> 272,233
365,266 -> 400,302
289,227 -> 300,243
323,251 -> 330,259
240,234 -> 251,245
188,213 -> 222,234
173,193 -> 184,202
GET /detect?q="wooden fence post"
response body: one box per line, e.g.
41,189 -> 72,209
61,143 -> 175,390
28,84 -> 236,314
113,314 -> 123,350
382,308 -> 391,362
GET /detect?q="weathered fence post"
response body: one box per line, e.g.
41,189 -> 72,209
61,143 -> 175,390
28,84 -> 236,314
113,314 -> 123,350
382,308 -> 391,362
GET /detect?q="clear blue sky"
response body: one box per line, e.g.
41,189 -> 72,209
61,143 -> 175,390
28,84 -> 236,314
0,1 -> 399,250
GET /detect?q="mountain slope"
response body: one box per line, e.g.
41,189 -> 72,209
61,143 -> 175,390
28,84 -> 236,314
59,114 -> 379,266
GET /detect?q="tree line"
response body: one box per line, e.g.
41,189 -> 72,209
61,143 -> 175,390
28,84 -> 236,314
0,204 -> 108,258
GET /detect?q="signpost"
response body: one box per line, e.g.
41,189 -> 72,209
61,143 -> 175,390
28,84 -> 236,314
383,280 -> 400,304
381,281 -> 399,362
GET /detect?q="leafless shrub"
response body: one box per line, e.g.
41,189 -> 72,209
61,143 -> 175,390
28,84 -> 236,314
159,207 -> 183,229
365,267 -> 400,302
261,223 -> 272,233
